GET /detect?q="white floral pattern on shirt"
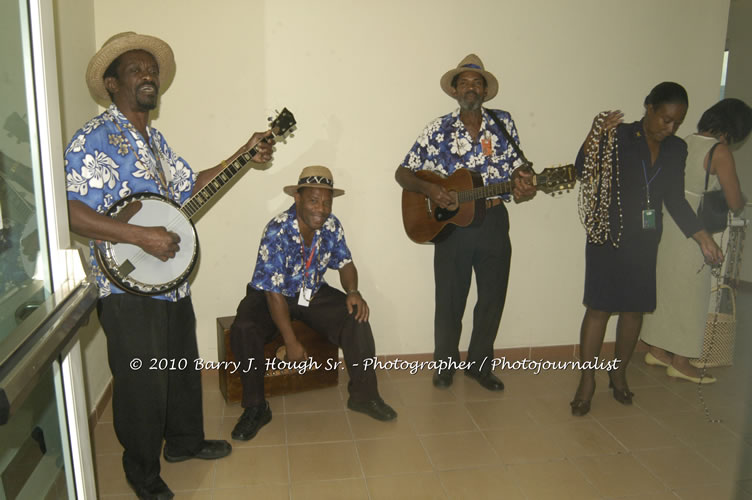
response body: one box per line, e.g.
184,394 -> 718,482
64,104 -> 197,301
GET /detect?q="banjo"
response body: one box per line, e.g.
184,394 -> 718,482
95,108 -> 296,296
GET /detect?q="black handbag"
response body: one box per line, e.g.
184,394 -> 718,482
696,142 -> 728,233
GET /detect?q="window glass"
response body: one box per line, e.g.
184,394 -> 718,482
0,0 -> 52,342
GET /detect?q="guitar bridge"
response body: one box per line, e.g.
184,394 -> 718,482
425,197 -> 433,216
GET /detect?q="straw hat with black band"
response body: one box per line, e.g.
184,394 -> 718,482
86,31 -> 176,105
283,166 -> 345,197
439,53 -> 498,102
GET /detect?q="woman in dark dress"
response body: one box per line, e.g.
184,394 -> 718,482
570,82 -> 723,416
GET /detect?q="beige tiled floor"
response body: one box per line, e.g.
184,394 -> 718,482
91,293 -> 752,499
91,361 -> 752,500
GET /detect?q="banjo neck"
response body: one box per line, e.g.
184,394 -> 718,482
97,107 -> 296,296
179,106 -> 296,220
180,141 -> 267,220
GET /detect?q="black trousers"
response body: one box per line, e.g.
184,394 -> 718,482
433,204 -> 512,375
230,284 -> 380,407
97,294 -> 204,487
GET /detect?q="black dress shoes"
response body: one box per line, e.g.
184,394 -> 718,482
127,475 -> 174,500
432,370 -> 454,388
231,401 -> 273,441
464,370 -> 505,391
347,397 -> 398,421
163,439 -> 232,463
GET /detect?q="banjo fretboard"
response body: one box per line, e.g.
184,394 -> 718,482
180,150 -> 257,219
179,107 -> 295,220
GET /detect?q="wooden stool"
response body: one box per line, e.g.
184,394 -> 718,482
216,316 -> 339,403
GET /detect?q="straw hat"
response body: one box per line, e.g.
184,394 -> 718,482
283,166 -> 345,197
86,32 -> 176,104
439,53 -> 498,101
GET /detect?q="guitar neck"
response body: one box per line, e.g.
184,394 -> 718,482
456,179 -> 514,203
180,138 -> 269,220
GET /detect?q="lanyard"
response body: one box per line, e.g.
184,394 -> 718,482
300,233 -> 319,288
641,160 -> 662,208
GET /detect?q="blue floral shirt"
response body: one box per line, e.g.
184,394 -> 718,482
250,204 -> 352,298
400,108 -> 524,201
64,104 -> 196,301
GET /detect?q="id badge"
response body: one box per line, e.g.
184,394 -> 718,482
642,209 -> 656,230
481,138 -> 493,156
297,287 -> 312,307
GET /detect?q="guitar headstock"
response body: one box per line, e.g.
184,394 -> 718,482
535,164 -> 577,196
268,108 -> 296,138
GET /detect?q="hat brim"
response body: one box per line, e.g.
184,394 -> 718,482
86,32 -> 176,106
283,184 -> 345,197
440,68 -> 498,102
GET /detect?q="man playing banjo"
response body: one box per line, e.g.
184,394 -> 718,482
64,32 -> 274,500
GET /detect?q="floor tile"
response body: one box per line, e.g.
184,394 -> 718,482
290,478 -> 369,500
356,436 -> 432,476
632,445 -> 725,489
92,421 -> 122,455
86,290 -> 752,498
396,378 -> 458,406
211,484 -> 290,499
288,441 -> 362,482
160,457 -> 216,491
651,410 -> 739,447
366,472 -> 447,500
213,445 -> 288,486
598,414 -> 684,451
571,453 -> 665,497
672,481 -> 752,500
94,453 -> 134,496
284,410 -> 352,444
284,386 -> 344,413
484,426 -> 566,463
464,398 -> 537,429
545,420 -> 626,457
508,459 -> 601,499
406,403 -> 477,435
439,465 -> 525,500
420,431 -> 499,470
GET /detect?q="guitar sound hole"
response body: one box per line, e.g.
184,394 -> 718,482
435,206 -> 459,222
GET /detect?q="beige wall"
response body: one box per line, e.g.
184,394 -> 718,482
53,0 -> 107,412
68,0 -> 731,369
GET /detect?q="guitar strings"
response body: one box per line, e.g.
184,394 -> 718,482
577,112 -> 623,247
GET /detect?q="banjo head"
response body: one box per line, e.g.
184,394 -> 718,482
96,192 -> 199,295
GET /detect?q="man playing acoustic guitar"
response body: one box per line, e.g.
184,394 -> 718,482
65,32 -> 274,500
395,54 -> 536,392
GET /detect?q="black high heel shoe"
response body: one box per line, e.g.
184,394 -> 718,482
570,381 -> 595,417
608,373 -> 634,405
570,399 -> 592,416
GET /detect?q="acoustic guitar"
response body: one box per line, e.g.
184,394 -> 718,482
401,165 -> 575,243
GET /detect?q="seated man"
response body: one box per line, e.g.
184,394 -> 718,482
230,165 -> 397,440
